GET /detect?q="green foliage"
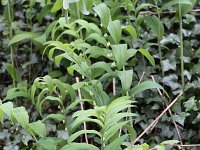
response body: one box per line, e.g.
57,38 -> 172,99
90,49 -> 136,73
0,0 -> 200,149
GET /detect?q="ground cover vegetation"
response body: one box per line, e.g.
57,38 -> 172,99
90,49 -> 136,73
0,0 -> 200,149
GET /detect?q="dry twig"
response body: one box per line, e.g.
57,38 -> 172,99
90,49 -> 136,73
133,92 -> 183,144
76,77 -> 89,144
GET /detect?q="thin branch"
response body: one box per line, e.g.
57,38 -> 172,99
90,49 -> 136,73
133,92 -> 183,144
150,75 -> 183,146
76,77 -> 89,144
139,9 -> 200,16
113,78 -> 116,96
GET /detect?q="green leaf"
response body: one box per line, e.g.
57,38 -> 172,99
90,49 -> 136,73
105,134 -> 127,150
4,88 -> 30,101
8,32 -> 39,46
43,75 -> 54,93
1,0 -> 8,5
112,44 -> 127,70
93,3 -> 111,28
51,0 -> 63,12
61,143 -> 100,150
155,145 -> 166,150
116,70 -> 133,92
104,121 -> 128,141
133,143 -> 149,150
85,33 -> 107,47
65,99 -> 92,113
4,63 -> 20,82
125,124 -> 137,141
139,49 -> 155,66
136,3 -> 156,15
45,96 -> 62,103
123,25 -> 138,42
89,62 -> 115,77
42,114 -> 65,122
68,130 -> 101,143
130,81 -> 164,96
29,120 -> 46,138
37,139 -> 57,150
107,20 -> 122,44
144,15 -> 164,40
162,0 -> 193,10
0,102 -> 13,118
13,107 -> 29,129
161,140 -> 179,145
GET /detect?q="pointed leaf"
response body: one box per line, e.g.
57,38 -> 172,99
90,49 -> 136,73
105,134 -> 127,150
117,70 -> 133,92
130,81 -> 164,96
162,0 -> 193,10
112,44 -> 127,70
29,120 -> 46,138
93,3 -> 111,28
13,107 -> 29,129
139,49 -> 155,66
107,20 -> 122,44
61,143 -> 100,150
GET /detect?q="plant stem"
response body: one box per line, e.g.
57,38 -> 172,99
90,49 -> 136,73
179,4 -> 185,91
7,0 -> 15,87
156,5 -> 164,78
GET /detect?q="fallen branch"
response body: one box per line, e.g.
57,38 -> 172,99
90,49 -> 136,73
133,92 -> 183,144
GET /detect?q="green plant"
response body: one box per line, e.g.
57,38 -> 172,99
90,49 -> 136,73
1,0 -> 200,149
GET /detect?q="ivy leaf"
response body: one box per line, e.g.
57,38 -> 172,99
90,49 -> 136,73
93,3 -> 111,28
107,20 -> 122,44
